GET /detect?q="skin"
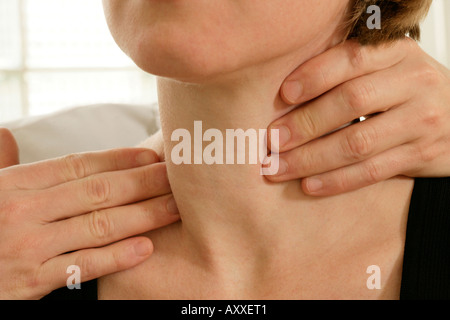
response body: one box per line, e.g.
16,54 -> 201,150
99,0 -> 414,299
0,128 -> 179,299
1,0 -> 449,300
144,37 -> 450,196
102,0 -> 348,82
270,38 -> 450,196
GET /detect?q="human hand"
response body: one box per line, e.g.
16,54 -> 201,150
266,39 -> 450,196
0,128 -> 19,168
0,145 -> 179,299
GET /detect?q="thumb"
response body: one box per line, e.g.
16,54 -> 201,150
0,128 -> 19,168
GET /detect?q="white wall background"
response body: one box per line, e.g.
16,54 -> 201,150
0,0 -> 157,122
420,0 -> 450,68
0,0 -> 449,123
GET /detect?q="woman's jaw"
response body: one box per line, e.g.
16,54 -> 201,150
102,0 -> 350,83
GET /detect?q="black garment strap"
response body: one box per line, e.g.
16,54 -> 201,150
400,177 -> 450,300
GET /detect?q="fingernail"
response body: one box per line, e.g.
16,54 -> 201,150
166,196 -> 179,215
134,240 -> 152,256
261,155 -> 278,176
270,125 -> 290,150
282,80 -> 303,104
305,177 -> 323,193
274,158 -> 289,176
135,150 -> 157,166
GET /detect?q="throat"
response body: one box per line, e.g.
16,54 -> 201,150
154,57 -> 414,280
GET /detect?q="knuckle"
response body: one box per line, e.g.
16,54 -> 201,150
74,254 -> 96,280
295,108 -> 320,138
416,143 -> 438,164
139,168 -> 157,192
75,249 -> 126,279
344,127 -> 377,161
108,149 -> 125,170
138,202 -> 156,219
348,41 -> 367,70
341,81 -> 372,115
417,62 -> 443,87
296,146 -> 316,176
62,153 -> 90,180
419,105 -> 444,129
86,210 -> 113,241
139,164 -> 167,192
21,270 -> 43,299
84,176 -> 111,206
311,63 -> 331,89
363,160 -> 382,184
110,249 -> 127,271
334,170 -> 351,192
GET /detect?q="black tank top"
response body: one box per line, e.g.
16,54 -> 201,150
43,177 -> 450,300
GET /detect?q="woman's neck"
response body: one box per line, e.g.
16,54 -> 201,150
155,36 -> 412,281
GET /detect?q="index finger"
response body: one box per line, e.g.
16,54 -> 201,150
280,38 -> 413,105
0,148 -> 159,191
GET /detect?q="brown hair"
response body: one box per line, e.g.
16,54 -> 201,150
346,0 -> 433,45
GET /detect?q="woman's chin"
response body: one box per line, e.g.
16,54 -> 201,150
130,49 -> 243,84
